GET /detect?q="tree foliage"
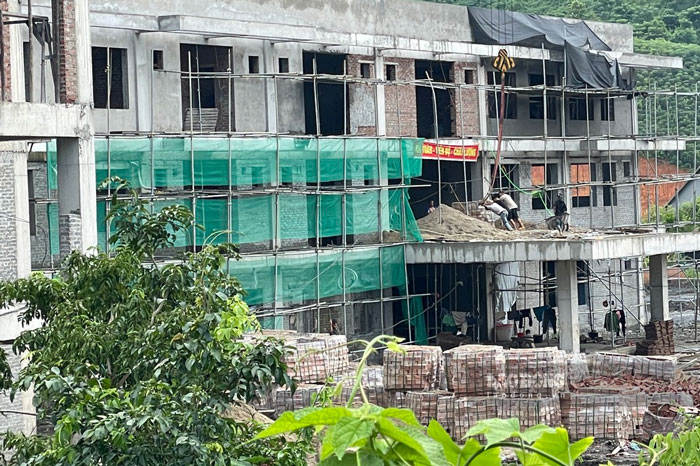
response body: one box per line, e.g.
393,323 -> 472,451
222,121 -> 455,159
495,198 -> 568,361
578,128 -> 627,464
0,178 -> 311,465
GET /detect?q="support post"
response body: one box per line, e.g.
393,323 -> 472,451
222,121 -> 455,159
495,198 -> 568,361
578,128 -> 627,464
556,260 -> 580,353
649,254 -> 670,322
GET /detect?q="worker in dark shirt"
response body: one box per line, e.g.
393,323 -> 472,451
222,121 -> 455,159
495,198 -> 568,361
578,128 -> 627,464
554,192 -> 567,217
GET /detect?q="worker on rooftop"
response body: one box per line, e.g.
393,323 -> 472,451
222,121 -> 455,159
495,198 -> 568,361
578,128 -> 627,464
554,192 -> 569,232
493,191 -> 524,230
480,198 -> 514,231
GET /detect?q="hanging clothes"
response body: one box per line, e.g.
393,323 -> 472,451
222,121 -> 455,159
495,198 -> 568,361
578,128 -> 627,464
603,310 -> 619,334
542,307 -> 557,333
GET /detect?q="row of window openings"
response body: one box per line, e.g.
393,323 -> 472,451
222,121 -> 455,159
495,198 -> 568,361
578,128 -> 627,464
487,72 -> 616,121
92,47 -> 292,109
492,162 -> 629,210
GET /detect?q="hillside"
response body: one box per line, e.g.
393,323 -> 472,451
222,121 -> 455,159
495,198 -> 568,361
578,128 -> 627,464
430,0 -> 700,169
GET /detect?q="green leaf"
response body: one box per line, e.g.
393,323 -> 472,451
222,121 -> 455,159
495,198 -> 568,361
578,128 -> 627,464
521,424 -> 556,444
466,418 -> 521,447
380,407 -> 421,427
256,407 -> 352,438
460,438 -> 501,466
330,417 -> 374,459
319,451 -> 383,466
427,420 -> 460,464
530,428 -> 593,466
386,341 -> 405,354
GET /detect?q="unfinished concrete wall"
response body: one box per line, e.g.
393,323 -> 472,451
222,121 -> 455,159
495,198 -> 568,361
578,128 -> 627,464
385,57 -> 416,138
347,54 -> 376,136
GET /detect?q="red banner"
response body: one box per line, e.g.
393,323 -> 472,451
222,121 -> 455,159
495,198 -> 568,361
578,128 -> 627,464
422,142 -> 479,162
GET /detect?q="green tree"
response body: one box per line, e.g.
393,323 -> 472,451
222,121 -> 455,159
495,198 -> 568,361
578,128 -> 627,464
0,178 -> 311,465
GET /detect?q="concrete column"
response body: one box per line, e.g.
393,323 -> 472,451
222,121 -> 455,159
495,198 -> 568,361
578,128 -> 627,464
0,144 -> 30,281
263,40 -> 277,133
484,264 -> 496,342
557,260 -> 580,353
374,54 -> 386,137
649,254 -> 670,322
57,137 -> 97,255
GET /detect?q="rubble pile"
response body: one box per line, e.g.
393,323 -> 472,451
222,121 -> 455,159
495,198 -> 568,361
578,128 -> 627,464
574,373 -> 700,406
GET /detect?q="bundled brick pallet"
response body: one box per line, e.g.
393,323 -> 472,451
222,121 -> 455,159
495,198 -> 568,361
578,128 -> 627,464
494,397 -> 561,429
384,345 -> 443,391
286,334 -> 350,383
274,384 -> 323,417
576,385 -> 648,438
444,345 -> 505,396
566,353 -> 589,386
452,397 -> 499,441
405,391 -> 455,426
338,366 -> 391,407
589,353 -> 676,381
636,320 -> 674,356
504,347 -> 567,397
560,393 -> 634,441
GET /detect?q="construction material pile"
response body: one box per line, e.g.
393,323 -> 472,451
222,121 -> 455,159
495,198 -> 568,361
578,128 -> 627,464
452,397 -> 499,440
405,391 -> 455,426
444,345 -> 505,395
339,366 -> 390,407
417,204 -> 511,241
504,347 -> 567,397
560,393 -> 634,440
495,397 -> 561,429
384,345 -> 444,391
589,352 -> 676,381
636,320 -> 675,355
575,373 -> 700,406
286,334 -> 350,383
274,384 -> 324,417
566,353 -> 589,385
574,385 -> 648,438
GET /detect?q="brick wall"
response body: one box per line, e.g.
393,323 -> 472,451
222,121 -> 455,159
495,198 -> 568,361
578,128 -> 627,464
0,1 -> 11,101
452,62 -> 480,137
58,213 -> 82,259
0,152 -> 18,281
28,161 -> 55,269
385,58 -> 417,137
56,0 -> 78,104
0,345 -> 24,433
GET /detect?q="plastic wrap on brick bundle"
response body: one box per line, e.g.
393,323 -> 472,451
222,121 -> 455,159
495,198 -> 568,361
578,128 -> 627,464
494,397 -> 561,430
560,392 -> 634,441
631,355 -> 676,381
452,397 -> 498,441
274,384 -> 323,418
390,391 -> 408,408
576,385 -> 648,439
383,345 -> 443,391
405,391 -> 455,427
286,334 -> 350,383
504,347 -> 567,397
337,366 -> 390,407
444,345 -> 505,396
649,392 -> 694,406
588,353 -> 635,378
566,353 -> 589,386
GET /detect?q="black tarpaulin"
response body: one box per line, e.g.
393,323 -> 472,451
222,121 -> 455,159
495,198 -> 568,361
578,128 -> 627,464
564,42 -> 627,89
468,7 -> 610,51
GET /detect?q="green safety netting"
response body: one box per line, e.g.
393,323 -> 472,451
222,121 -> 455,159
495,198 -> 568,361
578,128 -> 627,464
89,137 -> 422,189
227,245 -> 408,307
53,137 -> 424,315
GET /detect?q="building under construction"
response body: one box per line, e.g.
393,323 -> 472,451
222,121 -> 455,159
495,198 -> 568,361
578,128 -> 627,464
2,0 -> 700,435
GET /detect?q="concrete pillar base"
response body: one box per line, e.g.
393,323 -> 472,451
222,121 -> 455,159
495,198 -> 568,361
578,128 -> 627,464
557,260 -> 580,353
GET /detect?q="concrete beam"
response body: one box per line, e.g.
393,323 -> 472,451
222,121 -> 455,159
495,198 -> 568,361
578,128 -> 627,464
406,231 -> 700,264
556,260 -> 580,353
0,102 -> 89,139
649,254 -> 670,322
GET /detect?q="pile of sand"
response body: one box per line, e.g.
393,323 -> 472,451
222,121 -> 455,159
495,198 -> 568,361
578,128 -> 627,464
417,204 -> 512,241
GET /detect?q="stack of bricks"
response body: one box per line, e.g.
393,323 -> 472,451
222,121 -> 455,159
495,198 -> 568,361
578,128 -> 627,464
285,334 -> 350,383
444,345 -> 505,396
384,345 -> 443,391
274,384 -> 323,417
576,386 -> 649,439
494,397 -> 561,429
560,393 -> 634,441
504,347 -> 567,397
589,353 -> 676,382
405,391 -> 455,427
632,355 -> 676,381
452,397 -> 499,441
566,353 -> 589,386
338,366 -> 391,407
636,320 -> 675,356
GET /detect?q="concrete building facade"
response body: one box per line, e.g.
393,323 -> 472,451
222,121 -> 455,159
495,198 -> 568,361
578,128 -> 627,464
0,0 -> 696,433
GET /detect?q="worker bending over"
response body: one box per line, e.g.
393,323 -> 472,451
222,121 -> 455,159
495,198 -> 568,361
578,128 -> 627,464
481,199 -> 514,231
493,191 -> 524,230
